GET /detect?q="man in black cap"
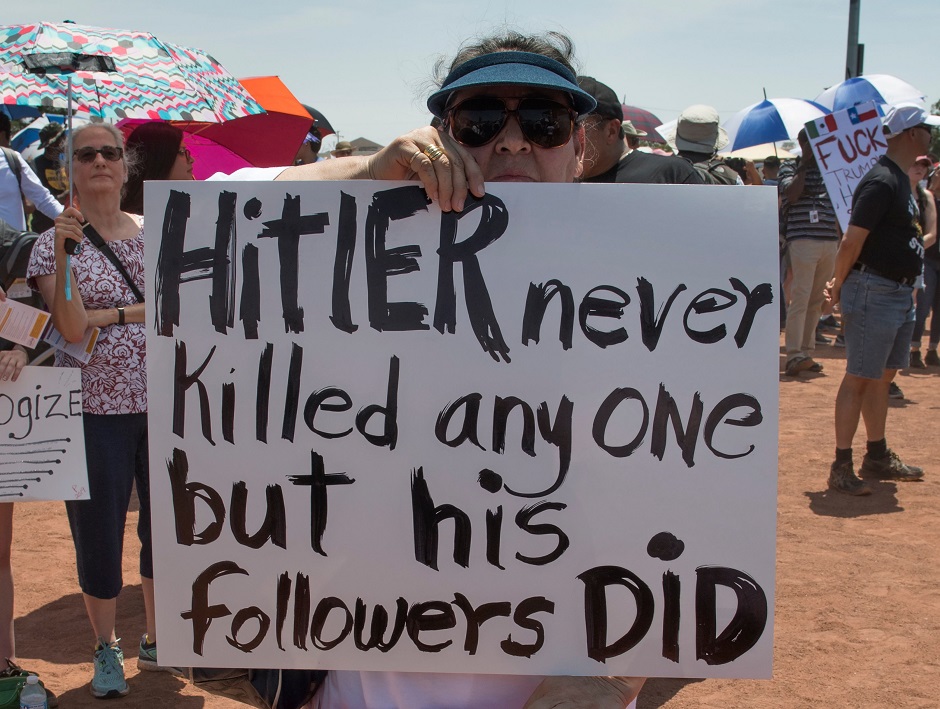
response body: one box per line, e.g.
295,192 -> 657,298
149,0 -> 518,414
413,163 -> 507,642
577,77 -> 702,185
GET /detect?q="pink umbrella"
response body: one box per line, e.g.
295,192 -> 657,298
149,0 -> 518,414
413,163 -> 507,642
119,76 -> 313,178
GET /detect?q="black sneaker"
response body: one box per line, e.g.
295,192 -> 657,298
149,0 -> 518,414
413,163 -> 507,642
818,314 -> 840,330
926,349 -> 940,367
828,460 -> 871,496
860,449 -> 924,481
910,350 -> 926,368
815,330 -> 831,345
889,382 -> 904,399
834,334 -> 846,348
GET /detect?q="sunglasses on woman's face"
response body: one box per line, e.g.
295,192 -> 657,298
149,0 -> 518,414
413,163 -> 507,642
73,146 -> 124,163
445,96 -> 577,149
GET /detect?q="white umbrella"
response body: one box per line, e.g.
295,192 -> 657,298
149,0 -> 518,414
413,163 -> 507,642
814,74 -> 925,112
724,142 -> 796,161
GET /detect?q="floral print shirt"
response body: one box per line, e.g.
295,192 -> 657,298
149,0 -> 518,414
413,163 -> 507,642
27,221 -> 147,415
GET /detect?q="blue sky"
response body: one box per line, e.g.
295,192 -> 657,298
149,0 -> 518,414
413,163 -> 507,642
5,0 -> 938,148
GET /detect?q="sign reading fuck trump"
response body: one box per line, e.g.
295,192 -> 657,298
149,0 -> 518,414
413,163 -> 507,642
146,180 -> 779,678
805,101 -> 887,232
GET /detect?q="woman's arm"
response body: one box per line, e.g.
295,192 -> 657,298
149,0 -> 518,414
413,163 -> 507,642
17,153 -> 64,221
85,302 -> 145,329
38,207 -> 88,342
277,127 -> 485,213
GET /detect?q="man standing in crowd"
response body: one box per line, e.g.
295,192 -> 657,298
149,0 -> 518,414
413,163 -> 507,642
29,122 -> 68,234
780,129 -> 840,376
331,140 -> 355,158
666,105 -> 741,185
827,102 -> 938,495
762,155 -> 781,186
0,113 -> 63,235
577,77 -> 703,184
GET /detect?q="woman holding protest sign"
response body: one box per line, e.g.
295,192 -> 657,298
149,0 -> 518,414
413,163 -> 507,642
275,29 -> 646,709
26,122 -> 160,700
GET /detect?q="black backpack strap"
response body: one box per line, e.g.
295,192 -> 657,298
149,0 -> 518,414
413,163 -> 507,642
82,222 -> 145,303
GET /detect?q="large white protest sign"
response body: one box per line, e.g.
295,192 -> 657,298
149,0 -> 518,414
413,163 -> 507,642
805,101 -> 887,231
0,366 -> 88,501
146,180 -> 779,678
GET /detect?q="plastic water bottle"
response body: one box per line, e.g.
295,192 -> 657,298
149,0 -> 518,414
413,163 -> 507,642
18,675 -> 46,709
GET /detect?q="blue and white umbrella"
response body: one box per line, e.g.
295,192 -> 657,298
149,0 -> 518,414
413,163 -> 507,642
721,98 -> 830,152
814,74 -> 925,112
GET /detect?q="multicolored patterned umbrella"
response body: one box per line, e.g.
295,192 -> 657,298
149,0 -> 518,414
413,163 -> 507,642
0,21 -> 263,122
620,104 -> 665,143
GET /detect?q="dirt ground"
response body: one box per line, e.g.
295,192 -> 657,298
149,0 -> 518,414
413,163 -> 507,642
9,335 -> 940,708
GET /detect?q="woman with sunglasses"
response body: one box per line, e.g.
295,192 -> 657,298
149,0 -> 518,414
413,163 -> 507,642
122,122 -> 195,215
27,122 -> 158,699
281,30 -> 645,709
278,34 -> 586,214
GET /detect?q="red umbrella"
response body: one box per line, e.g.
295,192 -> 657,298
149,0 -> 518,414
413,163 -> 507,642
119,75 -> 312,178
621,104 -> 665,143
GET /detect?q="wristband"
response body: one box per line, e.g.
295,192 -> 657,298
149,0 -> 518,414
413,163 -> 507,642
117,305 -> 125,326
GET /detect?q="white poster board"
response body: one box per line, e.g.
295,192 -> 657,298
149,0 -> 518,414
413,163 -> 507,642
804,101 -> 887,232
0,366 -> 89,501
146,180 -> 779,678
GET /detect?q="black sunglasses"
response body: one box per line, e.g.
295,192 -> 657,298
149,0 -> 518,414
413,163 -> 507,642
445,96 -> 577,149
73,146 -> 124,163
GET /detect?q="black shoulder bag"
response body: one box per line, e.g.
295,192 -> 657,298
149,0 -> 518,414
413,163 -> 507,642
81,222 -> 144,303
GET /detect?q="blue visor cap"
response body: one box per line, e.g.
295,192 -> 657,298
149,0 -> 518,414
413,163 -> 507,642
427,51 -> 598,119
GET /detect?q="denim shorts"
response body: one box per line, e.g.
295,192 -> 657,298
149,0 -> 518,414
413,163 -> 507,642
841,270 -> 916,379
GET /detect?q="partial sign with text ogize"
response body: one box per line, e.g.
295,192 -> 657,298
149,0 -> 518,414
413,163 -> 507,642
0,367 -> 88,501
805,101 -> 887,232
146,180 -> 779,678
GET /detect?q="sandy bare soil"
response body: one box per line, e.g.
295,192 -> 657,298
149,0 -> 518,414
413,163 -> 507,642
9,335 -> 940,708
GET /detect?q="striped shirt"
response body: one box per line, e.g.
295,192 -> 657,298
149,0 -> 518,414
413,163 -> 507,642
778,161 -> 839,241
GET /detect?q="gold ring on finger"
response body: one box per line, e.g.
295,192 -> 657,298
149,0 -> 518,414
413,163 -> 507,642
423,144 -> 445,162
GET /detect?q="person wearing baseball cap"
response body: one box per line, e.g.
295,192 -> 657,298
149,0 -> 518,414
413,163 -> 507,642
825,101 -> 938,495
577,76 -> 702,184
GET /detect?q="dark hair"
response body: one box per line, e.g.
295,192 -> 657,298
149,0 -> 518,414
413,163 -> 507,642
122,122 -> 184,214
0,113 -> 10,139
433,30 -> 580,89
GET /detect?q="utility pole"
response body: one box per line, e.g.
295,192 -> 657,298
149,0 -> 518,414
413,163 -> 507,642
846,0 -> 863,79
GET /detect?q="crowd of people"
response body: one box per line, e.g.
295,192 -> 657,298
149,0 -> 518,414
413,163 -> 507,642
0,25 -> 937,708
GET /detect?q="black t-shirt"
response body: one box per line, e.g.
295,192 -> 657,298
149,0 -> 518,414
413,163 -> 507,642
849,155 -> 923,281
582,150 -> 704,185
30,153 -> 66,234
